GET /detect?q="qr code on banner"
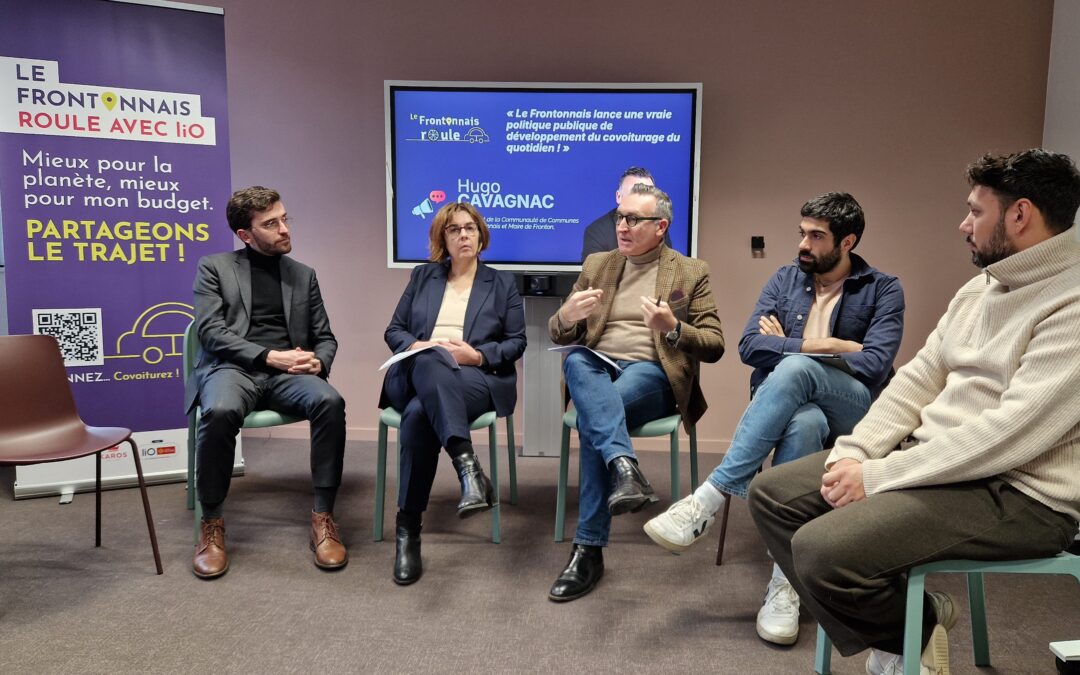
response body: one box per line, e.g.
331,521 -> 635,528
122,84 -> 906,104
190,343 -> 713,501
32,308 -> 105,367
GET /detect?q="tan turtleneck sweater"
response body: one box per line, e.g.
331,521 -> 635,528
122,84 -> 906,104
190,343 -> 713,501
593,246 -> 662,363
827,230 -> 1080,523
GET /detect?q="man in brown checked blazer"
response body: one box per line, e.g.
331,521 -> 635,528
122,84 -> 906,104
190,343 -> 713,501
546,183 -> 725,602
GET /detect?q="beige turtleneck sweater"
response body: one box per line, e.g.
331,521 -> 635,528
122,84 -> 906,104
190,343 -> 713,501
827,230 -> 1080,523
593,246 -> 662,363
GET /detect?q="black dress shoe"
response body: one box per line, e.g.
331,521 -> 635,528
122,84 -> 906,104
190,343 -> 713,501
607,456 -> 659,515
452,452 -> 495,519
393,524 -> 422,585
548,544 -> 604,602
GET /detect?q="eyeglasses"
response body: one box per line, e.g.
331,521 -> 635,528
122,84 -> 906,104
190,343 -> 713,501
446,224 -> 479,239
251,215 -> 292,232
615,213 -> 663,229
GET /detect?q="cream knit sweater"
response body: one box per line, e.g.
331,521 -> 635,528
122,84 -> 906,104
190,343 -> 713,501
827,230 -> 1080,523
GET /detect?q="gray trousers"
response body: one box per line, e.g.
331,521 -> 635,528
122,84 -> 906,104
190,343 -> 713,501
748,450 -> 1078,656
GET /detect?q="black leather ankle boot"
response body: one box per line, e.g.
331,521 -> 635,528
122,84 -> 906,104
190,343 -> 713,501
548,544 -> 604,602
393,512 -> 422,585
451,451 -> 495,519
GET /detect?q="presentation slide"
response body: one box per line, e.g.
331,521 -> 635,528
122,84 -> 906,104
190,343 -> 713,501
386,83 -> 701,272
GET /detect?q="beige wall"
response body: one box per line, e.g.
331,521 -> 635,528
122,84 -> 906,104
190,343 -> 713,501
216,0 -> 1053,448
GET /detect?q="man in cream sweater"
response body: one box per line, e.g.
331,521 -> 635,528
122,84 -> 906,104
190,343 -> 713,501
749,149 -> 1080,675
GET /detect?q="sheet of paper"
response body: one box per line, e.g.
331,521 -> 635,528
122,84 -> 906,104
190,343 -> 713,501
378,344 -> 460,371
547,345 -> 623,372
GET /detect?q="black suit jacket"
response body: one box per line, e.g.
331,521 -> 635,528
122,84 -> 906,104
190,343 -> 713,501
185,249 -> 337,412
380,262 -> 526,417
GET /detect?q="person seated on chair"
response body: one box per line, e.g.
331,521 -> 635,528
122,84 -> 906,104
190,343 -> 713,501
547,183 -> 724,602
749,149 -> 1080,675
186,186 -> 347,579
643,192 -> 905,645
380,201 -> 526,586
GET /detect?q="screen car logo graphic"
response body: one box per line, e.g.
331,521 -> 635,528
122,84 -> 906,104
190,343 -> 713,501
106,301 -> 195,365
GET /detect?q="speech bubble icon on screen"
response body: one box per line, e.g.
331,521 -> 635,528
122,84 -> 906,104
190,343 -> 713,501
429,190 -> 446,204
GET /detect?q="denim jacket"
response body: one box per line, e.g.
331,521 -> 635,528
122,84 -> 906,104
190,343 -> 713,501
738,253 -> 904,398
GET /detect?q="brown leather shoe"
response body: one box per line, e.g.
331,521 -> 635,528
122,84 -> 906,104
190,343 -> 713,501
310,511 -> 348,570
193,517 -> 228,579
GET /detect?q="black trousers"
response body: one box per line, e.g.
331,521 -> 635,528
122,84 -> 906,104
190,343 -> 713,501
195,367 -> 346,505
382,350 -> 494,513
748,450 -> 1078,656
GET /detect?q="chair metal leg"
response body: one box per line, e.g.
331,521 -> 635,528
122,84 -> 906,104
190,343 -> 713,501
374,420 -> 388,541
689,425 -> 698,488
903,570 -> 927,675
95,451 -> 102,547
669,429 -> 680,502
505,415 -> 517,505
488,422 -> 501,544
555,422 -> 571,542
186,411 -> 197,510
715,492 -> 733,565
967,572 -> 991,666
126,438 -> 163,575
814,625 -> 833,674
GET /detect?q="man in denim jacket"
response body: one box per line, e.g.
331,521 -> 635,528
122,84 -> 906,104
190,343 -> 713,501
644,192 -> 904,645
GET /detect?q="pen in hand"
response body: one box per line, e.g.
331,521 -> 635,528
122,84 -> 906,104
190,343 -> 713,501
654,295 -> 662,306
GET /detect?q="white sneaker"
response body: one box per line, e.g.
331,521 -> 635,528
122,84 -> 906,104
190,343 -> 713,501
865,591 -> 957,675
756,577 -> 800,645
642,494 -> 714,553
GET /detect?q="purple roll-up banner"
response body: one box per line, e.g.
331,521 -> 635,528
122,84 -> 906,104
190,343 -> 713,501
0,0 -> 235,497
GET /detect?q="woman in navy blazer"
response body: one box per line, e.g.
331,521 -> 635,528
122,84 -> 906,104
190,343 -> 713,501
380,201 -> 526,585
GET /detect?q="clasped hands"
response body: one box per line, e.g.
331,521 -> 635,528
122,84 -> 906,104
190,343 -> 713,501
558,287 -> 677,332
820,458 -> 866,508
267,346 -> 322,375
409,338 -> 483,366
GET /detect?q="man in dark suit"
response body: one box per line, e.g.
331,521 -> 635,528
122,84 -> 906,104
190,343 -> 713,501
548,183 -> 725,601
186,186 -> 347,579
580,166 -> 661,260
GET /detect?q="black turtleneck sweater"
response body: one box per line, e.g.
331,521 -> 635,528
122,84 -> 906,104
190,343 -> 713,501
245,246 -> 292,363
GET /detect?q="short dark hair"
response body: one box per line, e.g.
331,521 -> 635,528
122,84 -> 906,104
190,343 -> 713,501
618,166 -> 653,187
800,192 -> 865,249
966,149 -> 1080,233
226,186 -> 280,232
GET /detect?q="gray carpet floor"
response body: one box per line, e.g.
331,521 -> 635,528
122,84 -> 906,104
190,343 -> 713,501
1,437 -> 1076,674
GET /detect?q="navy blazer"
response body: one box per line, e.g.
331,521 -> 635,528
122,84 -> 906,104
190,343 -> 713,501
380,262 -> 526,417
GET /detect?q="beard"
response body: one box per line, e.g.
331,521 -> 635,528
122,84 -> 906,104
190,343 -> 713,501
797,244 -> 843,274
969,215 -> 1016,268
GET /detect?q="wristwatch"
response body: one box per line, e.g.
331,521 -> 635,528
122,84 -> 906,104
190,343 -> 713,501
665,321 -> 681,346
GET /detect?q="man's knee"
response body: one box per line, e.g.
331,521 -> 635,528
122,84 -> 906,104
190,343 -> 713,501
198,401 -> 245,434
312,387 -> 345,419
767,354 -> 819,384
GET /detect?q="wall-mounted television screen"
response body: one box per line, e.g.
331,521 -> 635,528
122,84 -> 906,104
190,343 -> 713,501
385,81 -> 702,272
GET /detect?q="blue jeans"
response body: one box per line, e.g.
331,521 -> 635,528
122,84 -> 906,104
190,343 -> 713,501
563,350 -> 676,547
708,355 -> 872,498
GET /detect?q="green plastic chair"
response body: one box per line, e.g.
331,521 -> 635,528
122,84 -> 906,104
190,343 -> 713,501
554,409 -> 697,542
372,407 -> 516,544
814,551 -> 1080,675
183,321 -> 303,538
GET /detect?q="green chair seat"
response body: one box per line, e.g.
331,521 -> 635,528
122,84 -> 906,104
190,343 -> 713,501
373,407 -> 516,544
814,551 -> 1080,674
554,409 -> 697,541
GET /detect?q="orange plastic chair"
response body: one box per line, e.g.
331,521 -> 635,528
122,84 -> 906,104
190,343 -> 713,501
0,334 -> 162,574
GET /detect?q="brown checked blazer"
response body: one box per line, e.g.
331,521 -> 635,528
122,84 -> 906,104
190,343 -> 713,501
549,245 -> 725,430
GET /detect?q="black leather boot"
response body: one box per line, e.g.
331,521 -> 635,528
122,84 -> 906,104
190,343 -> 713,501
393,512 -> 422,586
451,451 -> 495,519
607,456 -> 658,515
548,544 -> 604,602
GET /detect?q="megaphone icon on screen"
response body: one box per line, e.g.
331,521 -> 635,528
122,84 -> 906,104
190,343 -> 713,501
412,190 -> 447,217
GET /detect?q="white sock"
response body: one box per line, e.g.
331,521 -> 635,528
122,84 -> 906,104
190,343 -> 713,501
772,562 -> 787,583
693,482 -> 726,516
